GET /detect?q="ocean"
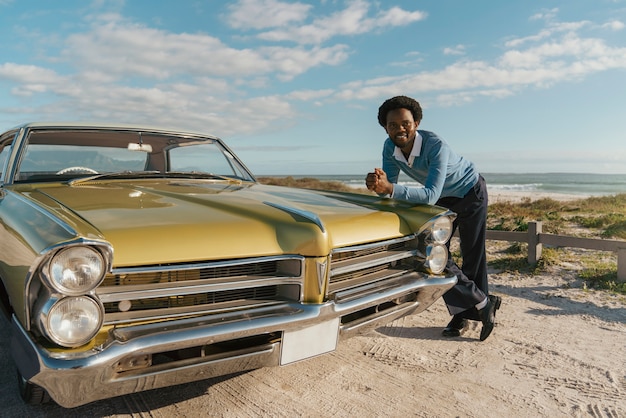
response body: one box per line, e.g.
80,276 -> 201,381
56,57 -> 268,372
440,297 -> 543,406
274,173 -> 626,197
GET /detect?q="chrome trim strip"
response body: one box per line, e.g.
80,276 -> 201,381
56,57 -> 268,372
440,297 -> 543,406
330,235 -> 415,255
110,255 -> 304,275
330,249 -> 417,276
104,299 -> 282,325
97,277 -> 301,303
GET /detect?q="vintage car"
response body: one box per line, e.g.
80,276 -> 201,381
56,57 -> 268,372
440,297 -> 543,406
0,122 -> 457,408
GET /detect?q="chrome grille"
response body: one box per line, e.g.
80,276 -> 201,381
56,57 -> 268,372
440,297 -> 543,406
101,260 -> 285,286
328,235 -> 422,303
98,256 -> 303,325
102,286 -> 280,311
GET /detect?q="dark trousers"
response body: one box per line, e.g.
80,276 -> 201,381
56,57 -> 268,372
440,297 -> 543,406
436,175 -> 489,318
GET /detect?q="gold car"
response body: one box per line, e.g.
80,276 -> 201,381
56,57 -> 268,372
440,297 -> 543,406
0,123 -> 456,408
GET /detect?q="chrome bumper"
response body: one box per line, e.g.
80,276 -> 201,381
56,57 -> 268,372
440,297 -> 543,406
11,273 -> 456,408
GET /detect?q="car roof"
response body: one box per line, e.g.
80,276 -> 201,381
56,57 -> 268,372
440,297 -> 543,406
8,122 -> 220,140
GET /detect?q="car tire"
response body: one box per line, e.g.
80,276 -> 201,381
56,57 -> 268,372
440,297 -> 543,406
16,370 -> 51,404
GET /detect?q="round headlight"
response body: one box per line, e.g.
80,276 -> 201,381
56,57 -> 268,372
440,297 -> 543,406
424,244 -> 448,274
48,246 -> 105,295
46,296 -> 103,347
431,216 -> 453,244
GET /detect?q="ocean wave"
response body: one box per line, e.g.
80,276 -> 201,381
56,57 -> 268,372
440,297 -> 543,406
488,183 -> 542,191
347,180 -> 545,192
295,173 -> 626,196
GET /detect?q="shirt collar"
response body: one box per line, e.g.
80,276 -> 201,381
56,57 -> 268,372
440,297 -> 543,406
392,132 -> 422,167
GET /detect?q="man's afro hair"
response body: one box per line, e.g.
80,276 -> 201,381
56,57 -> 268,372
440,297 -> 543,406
377,96 -> 423,127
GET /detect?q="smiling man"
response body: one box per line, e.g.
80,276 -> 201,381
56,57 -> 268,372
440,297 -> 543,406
366,95 -> 501,341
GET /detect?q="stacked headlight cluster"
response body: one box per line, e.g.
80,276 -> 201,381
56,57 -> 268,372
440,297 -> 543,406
419,214 -> 455,275
35,245 -> 110,348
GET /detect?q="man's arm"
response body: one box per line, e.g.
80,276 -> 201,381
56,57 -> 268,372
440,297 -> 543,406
388,140 -> 449,205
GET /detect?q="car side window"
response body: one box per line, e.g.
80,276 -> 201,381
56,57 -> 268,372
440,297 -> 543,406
0,133 -> 15,181
169,143 -> 235,175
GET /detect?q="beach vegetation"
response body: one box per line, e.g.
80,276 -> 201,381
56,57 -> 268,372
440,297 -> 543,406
488,194 -> 626,295
579,262 -> 625,294
602,220 -> 626,239
488,193 -> 626,239
487,253 -> 529,274
257,176 -> 359,193
535,247 -> 563,267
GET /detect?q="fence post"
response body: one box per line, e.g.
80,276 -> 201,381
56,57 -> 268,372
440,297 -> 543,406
527,221 -> 542,265
618,247 -> 626,283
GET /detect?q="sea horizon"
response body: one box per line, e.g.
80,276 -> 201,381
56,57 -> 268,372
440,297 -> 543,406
258,172 -> 626,197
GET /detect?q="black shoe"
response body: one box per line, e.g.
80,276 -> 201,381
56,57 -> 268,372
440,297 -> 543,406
442,315 -> 468,337
489,295 -> 502,317
478,296 -> 500,341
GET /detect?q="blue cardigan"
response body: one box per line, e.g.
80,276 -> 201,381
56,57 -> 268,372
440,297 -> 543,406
382,130 -> 479,205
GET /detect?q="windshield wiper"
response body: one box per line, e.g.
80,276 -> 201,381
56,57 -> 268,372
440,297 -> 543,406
68,171 -> 162,185
165,171 -> 233,181
69,171 -> 235,185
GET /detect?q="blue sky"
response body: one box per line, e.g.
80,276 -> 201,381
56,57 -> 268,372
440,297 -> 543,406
1,1 -> 625,175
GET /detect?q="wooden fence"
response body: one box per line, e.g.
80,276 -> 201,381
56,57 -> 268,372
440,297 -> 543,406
483,221 -> 626,282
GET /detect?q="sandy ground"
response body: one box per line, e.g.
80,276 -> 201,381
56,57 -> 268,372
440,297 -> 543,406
488,189 -> 591,204
1,190 -> 624,417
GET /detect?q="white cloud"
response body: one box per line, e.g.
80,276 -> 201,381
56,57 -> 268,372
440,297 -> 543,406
436,88 -> 514,107
255,0 -> 426,44
530,8 -> 559,22
60,14 -> 349,82
0,63 -> 63,96
287,89 -> 334,101
38,79 -> 292,135
505,20 -> 589,48
376,6 -> 427,26
0,63 -> 60,84
443,45 -> 466,56
505,29 -> 552,48
334,20 -> 626,103
603,20 -> 625,31
226,0 -> 312,30
389,51 -> 424,68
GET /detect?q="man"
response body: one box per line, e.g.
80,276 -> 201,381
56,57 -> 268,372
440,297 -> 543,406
366,95 -> 501,341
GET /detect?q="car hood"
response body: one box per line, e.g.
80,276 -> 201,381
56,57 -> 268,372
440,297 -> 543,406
27,180 -> 444,266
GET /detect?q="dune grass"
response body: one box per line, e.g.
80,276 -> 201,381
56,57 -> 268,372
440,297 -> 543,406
257,176 -> 359,192
488,194 -> 626,295
488,194 -> 626,239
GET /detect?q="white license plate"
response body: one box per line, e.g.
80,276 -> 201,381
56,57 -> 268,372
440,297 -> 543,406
280,318 -> 340,365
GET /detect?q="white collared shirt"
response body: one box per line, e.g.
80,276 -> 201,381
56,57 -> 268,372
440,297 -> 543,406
392,132 -> 423,168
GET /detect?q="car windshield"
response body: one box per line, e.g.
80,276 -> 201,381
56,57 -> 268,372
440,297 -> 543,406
14,129 -> 254,183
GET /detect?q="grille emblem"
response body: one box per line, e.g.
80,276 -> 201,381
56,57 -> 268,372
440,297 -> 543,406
316,259 -> 327,294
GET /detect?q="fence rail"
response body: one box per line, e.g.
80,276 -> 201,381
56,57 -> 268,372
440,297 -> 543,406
484,221 -> 626,282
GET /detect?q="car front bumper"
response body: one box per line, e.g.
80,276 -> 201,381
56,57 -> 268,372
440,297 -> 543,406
11,272 -> 456,408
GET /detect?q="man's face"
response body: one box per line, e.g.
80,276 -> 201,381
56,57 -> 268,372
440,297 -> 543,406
384,108 -> 418,150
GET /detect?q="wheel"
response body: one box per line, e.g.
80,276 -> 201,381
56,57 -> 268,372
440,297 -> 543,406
17,369 -> 51,404
56,166 -> 98,175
